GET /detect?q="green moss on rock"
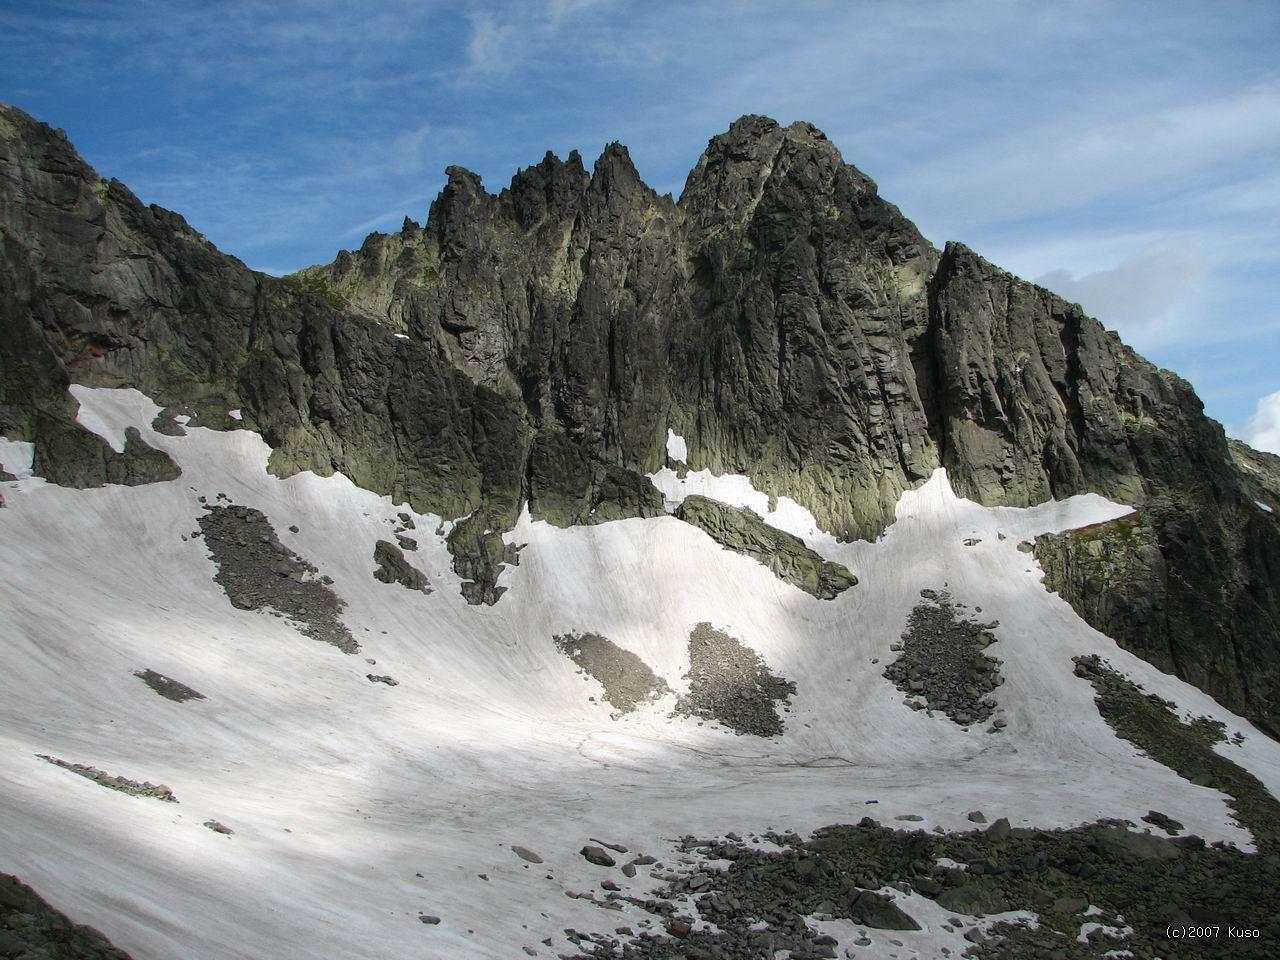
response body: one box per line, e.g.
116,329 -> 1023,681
673,495 -> 857,599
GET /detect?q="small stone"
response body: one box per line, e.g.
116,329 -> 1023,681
1142,810 -> 1185,833
580,845 -> 616,867
667,920 -> 692,938
419,915 -> 441,925
985,818 -> 1011,840
591,838 -> 629,853
967,810 -> 987,823
512,845 -> 544,864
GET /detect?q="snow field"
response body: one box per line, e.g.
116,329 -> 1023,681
0,392 -> 1277,959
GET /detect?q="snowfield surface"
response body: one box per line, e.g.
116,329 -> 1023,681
1,387 -> 1279,960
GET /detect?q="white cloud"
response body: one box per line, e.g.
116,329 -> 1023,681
466,11 -> 515,72
1035,238 -> 1205,339
390,122 -> 434,175
1240,391 -> 1280,455
903,80 -> 1280,226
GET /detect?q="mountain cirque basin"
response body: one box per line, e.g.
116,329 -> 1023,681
1,102 -> 1279,959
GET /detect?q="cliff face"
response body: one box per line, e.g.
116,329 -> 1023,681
1,103 -> 1276,733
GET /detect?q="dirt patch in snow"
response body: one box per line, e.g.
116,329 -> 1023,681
555,632 -> 670,713
197,503 -> 357,653
883,589 -> 1004,728
674,622 -> 795,737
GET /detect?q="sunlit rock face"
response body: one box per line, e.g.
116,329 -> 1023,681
1,101 -> 1277,730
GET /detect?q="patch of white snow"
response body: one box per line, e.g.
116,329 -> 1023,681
0,437 -> 35,479
665,429 -> 688,463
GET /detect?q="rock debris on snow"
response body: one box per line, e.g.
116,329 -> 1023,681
580,845 -> 617,867
198,504 -> 358,652
883,590 -> 1004,727
37,755 -> 177,802
675,622 -> 796,737
132,668 -> 205,703
554,631 -> 670,712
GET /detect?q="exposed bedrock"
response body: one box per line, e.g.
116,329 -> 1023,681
2,102 -> 1277,727
0,873 -> 136,960
673,494 -> 856,599
372,539 -> 431,593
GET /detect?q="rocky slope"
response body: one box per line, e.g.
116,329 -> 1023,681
1,102 -> 1276,734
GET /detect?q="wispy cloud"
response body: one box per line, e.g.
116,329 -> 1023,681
342,197 -> 433,239
1240,392 -> 1280,454
1035,239 -> 1206,343
901,80 -> 1280,229
465,11 -> 514,73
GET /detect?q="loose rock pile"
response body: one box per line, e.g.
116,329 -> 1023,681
883,590 -> 1004,727
37,755 -> 176,802
197,503 -> 357,653
675,623 -> 796,737
554,632 -> 670,713
562,653 -> 1280,959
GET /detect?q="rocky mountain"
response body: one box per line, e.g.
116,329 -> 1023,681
2,102 -> 1275,737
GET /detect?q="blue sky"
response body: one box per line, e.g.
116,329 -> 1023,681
3,0 -> 1279,448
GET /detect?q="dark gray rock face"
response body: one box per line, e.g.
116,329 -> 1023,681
372,539 -> 431,593
0,872 -> 135,959
674,495 -> 856,599
2,101 -> 1277,733
1037,494 -> 1280,738
32,423 -> 180,488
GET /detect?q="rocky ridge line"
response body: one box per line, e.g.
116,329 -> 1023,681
0,102 -> 1276,732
